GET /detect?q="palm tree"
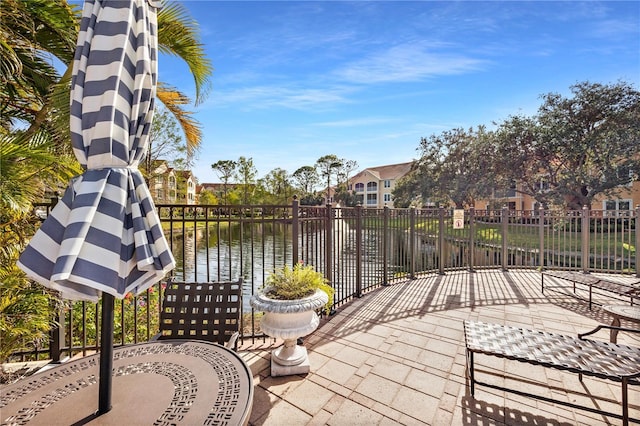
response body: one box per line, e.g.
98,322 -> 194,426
316,155 -> 343,205
0,0 -> 213,363
1,0 -> 212,159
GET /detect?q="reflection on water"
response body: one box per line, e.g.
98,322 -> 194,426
169,222 -> 295,309
168,221 -> 441,310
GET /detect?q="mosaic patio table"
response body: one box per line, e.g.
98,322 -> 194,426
0,340 -> 253,425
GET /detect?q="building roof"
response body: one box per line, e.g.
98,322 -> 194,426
177,170 -> 194,179
352,162 -> 413,181
199,183 -> 240,192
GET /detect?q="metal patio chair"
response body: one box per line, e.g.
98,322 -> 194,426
157,278 -> 243,350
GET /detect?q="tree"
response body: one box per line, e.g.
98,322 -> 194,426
292,166 -> 320,203
155,2 -> 212,153
0,134 -> 77,363
336,159 -> 358,189
394,127 -> 495,209
211,160 -> 237,204
334,159 -> 359,206
438,127 -> 496,209
494,81 -> 640,209
260,168 -> 292,204
146,105 -> 191,178
1,0 -> 212,207
315,155 -> 343,204
236,156 -> 258,204
391,169 -> 422,208
197,189 -> 217,206
1,1 -> 212,162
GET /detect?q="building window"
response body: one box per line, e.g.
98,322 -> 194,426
383,193 -> 391,202
603,199 -> 632,216
366,194 -> 377,205
506,180 -> 517,198
355,183 -> 364,192
384,180 -> 391,188
367,181 -> 377,192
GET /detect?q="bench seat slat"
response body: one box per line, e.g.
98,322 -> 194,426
541,270 -> 640,308
464,320 -> 640,382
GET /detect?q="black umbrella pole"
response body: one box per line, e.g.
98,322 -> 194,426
98,293 -> 114,414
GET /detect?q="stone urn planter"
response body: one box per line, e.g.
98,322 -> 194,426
249,263 -> 333,376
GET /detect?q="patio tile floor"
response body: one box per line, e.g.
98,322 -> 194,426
238,269 -> 640,425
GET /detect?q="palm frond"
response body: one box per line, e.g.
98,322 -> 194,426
157,2 -> 213,105
156,84 -> 203,156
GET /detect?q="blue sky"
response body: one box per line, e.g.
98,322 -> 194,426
159,1 -> 640,183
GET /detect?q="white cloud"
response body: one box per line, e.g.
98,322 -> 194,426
336,42 -> 487,84
209,85 -> 355,111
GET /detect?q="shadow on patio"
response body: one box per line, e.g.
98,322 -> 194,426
237,269 -> 640,425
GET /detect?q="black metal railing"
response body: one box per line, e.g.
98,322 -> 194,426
12,199 -> 639,362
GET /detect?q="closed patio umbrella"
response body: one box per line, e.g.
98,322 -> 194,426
18,0 -> 175,414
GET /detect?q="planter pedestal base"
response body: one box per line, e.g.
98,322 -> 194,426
271,344 -> 310,377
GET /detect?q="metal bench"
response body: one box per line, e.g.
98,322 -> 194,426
463,320 -> 640,425
541,270 -> 640,309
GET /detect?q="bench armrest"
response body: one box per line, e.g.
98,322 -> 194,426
578,324 -> 640,340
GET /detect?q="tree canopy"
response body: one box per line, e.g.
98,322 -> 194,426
395,81 -> 639,209
494,81 -> 640,209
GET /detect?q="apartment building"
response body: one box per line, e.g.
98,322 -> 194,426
176,170 -> 197,205
475,180 -> 639,214
348,162 -> 413,208
147,160 -> 176,203
147,160 -> 196,205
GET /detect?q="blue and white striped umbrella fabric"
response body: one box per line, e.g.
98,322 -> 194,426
18,0 -> 175,302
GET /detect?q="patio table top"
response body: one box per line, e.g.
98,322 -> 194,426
0,340 -> 253,425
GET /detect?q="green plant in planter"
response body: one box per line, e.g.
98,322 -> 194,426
264,263 -> 334,314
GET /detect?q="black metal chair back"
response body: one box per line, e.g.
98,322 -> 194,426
158,279 -> 242,349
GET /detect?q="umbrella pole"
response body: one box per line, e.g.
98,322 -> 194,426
98,293 -> 114,414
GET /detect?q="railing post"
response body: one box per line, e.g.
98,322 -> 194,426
355,204 -> 363,297
409,207 -> 416,279
325,203 -> 333,288
382,205 -> 389,286
468,206 -> 475,272
49,305 -> 64,363
501,206 -> 508,271
581,205 -> 590,273
438,207 -> 445,275
635,205 -> 639,278
48,194 -> 63,362
292,196 -> 299,265
538,206 -> 545,271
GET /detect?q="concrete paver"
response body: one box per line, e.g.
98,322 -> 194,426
240,269 -> 640,425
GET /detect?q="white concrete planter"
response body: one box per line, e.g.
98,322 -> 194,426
250,287 -> 328,376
